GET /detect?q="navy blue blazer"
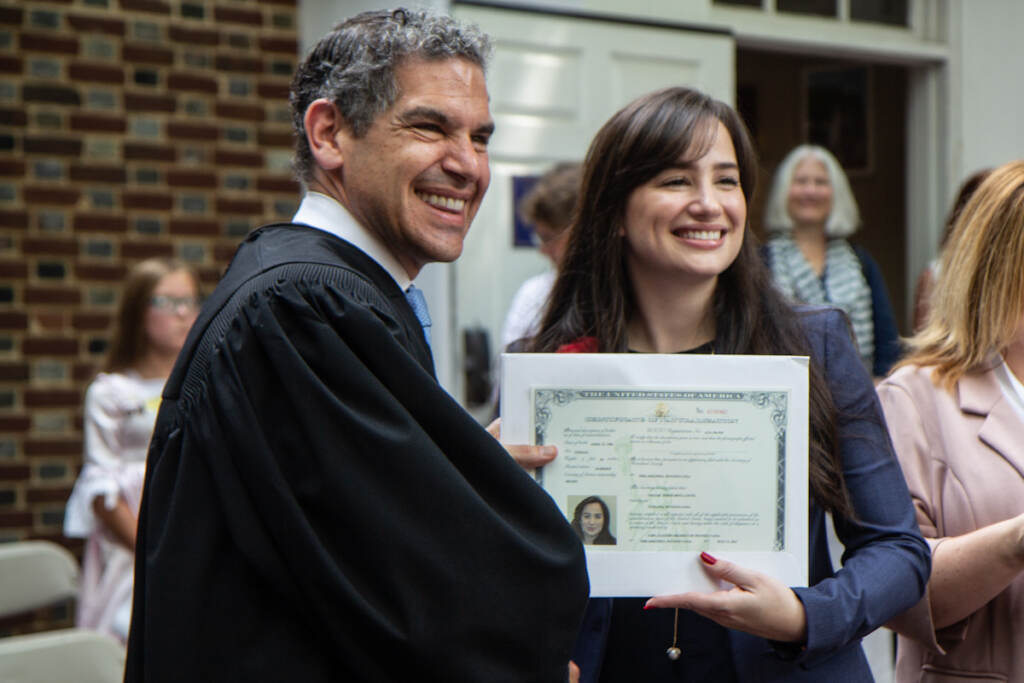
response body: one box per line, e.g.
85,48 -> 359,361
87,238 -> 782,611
573,307 -> 930,682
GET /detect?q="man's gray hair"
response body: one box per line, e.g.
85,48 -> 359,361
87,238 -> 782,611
289,7 -> 492,184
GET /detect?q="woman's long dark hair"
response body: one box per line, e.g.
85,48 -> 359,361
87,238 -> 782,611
532,87 -> 853,518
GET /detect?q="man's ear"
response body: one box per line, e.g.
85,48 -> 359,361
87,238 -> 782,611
304,98 -> 348,172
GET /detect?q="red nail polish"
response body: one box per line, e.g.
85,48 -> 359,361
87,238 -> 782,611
700,551 -> 717,565
643,604 -> 653,610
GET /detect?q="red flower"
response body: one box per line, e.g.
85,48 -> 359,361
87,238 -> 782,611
557,337 -> 598,353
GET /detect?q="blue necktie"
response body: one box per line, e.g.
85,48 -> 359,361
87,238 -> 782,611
404,284 -> 432,347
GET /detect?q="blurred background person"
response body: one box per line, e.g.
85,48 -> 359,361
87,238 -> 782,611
910,167 -> 991,331
63,258 -> 200,642
488,162 -> 582,421
501,161 -> 582,349
762,144 -> 899,378
878,160 -> 1024,682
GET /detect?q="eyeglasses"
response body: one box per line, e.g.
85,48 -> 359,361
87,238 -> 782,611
150,295 -> 200,313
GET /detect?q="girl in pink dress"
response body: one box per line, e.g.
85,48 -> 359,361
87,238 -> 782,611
64,258 -> 200,642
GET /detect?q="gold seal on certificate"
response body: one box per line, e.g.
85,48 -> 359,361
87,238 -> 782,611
501,353 -> 809,597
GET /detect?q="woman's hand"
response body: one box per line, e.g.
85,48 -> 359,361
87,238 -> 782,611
644,552 -> 808,644
485,417 -> 557,470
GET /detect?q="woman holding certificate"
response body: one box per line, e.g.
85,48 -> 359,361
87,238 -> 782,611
878,161 -> 1024,682
529,87 -> 930,682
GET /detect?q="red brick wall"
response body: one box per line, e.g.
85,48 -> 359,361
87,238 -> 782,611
1,0 -> 300,634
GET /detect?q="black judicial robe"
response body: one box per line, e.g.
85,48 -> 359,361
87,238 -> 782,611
124,224 -> 589,682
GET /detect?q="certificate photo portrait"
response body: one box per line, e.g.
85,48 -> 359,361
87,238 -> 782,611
569,495 -> 617,546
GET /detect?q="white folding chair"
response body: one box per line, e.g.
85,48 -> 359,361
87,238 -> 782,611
0,541 -> 125,683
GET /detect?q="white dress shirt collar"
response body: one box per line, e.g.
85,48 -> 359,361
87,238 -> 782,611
291,191 -> 412,292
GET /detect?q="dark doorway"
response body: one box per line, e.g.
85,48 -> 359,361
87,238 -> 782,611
737,48 -> 909,333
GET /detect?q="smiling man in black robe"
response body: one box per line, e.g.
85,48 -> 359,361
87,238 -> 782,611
124,9 -> 588,682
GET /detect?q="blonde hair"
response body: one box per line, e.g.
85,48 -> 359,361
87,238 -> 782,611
897,160 -> 1024,390
104,258 -> 200,373
763,144 -> 861,238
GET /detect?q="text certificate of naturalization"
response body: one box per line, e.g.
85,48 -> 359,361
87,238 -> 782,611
500,353 -> 809,597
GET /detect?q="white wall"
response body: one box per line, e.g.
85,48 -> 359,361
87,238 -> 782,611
950,2 -> 1024,187
904,0 -> 1024,311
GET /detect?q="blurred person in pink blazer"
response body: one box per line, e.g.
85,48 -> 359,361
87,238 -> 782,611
878,160 -> 1024,682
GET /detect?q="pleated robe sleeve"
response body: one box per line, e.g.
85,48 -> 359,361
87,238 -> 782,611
125,225 -> 589,683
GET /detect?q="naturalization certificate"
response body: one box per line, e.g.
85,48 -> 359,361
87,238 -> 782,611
500,353 -> 809,597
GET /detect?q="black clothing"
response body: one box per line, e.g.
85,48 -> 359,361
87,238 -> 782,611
125,224 -> 589,682
599,599 -> 738,682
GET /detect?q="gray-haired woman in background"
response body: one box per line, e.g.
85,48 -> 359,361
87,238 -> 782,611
761,145 -> 899,377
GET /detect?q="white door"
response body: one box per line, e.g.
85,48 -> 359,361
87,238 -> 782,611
448,4 -> 736,419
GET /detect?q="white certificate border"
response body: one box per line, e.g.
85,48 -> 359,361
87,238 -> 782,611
501,353 -> 809,597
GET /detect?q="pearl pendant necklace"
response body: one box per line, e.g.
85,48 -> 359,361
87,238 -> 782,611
666,607 -> 681,660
